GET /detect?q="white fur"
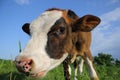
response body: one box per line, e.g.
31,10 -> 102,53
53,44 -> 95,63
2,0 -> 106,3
30,11 -> 62,35
48,53 -> 68,70
86,57 -> 97,78
74,67 -> 78,80
19,11 -> 68,75
68,65 -> 71,75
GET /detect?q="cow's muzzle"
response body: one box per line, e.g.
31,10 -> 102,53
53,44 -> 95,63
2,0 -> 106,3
14,57 -> 33,76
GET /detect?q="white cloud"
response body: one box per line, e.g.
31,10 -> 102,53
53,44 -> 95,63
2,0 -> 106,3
91,7 -> 120,59
99,7 -> 120,30
15,0 -> 31,5
110,0 -> 120,4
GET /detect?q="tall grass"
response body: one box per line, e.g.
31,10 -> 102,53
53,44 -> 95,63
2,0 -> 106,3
0,59 -> 120,80
18,40 -> 22,53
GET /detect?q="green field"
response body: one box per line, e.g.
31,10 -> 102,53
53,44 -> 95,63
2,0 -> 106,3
0,59 -> 120,80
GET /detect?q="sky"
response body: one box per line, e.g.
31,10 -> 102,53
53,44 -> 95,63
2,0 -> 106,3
0,0 -> 120,60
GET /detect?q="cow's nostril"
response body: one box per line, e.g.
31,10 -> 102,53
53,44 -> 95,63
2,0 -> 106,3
26,66 -> 28,69
28,59 -> 33,65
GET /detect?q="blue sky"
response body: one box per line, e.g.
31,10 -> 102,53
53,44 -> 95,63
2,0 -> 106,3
0,0 -> 120,59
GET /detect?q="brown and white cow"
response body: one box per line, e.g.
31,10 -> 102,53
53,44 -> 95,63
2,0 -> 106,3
15,8 -> 100,80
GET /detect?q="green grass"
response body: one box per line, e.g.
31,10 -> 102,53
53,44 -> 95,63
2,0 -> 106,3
0,59 -> 120,80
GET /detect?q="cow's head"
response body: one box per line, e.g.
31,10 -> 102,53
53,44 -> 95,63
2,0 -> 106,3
15,8 -> 100,78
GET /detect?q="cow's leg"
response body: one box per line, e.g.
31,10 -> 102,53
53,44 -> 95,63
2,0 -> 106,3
78,57 -> 84,75
73,59 -> 78,80
73,57 -> 84,80
63,57 -> 71,80
71,53 -> 77,63
84,50 -> 99,80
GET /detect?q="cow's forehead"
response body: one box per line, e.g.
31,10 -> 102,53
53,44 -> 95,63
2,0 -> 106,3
30,10 -> 63,34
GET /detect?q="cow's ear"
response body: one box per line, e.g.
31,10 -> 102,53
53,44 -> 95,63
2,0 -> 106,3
67,10 -> 78,19
22,23 -> 30,35
72,15 -> 101,32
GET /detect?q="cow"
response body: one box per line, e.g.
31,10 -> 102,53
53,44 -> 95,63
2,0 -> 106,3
14,8 -> 100,80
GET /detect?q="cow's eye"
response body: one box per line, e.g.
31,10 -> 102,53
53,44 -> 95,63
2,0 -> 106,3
56,27 -> 66,35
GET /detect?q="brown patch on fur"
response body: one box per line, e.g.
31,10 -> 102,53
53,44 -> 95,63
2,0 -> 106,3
46,17 -> 70,59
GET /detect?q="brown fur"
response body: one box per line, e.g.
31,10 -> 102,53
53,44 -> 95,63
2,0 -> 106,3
61,9 -> 98,62
48,8 -> 100,80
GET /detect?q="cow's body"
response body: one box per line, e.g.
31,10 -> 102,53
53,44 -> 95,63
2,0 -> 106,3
15,8 -> 100,80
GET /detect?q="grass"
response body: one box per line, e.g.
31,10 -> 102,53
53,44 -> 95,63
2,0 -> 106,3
0,59 -> 120,80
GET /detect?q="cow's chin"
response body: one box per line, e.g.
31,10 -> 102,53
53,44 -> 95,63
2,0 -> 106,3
30,70 -> 47,78
29,53 -> 68,78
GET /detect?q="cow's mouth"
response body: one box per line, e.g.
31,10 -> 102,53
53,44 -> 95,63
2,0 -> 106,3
29,71 -> 47,78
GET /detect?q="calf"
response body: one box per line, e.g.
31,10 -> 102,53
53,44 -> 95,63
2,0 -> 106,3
15,8 -> 100,80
